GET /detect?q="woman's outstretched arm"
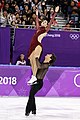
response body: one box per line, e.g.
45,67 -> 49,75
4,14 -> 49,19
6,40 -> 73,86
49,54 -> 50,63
36,8 -> 40,30
46,6 -> 59,32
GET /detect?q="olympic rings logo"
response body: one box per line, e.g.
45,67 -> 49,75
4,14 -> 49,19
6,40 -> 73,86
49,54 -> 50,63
69,34 -> 79,40
74,74 -> 80,87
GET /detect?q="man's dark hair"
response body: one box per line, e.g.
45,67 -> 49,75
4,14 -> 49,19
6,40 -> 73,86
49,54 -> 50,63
49,53 -> 56,65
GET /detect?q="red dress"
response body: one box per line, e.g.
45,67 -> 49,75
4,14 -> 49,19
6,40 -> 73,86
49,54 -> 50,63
28,26 -> 46,58
28,12 -> 57,58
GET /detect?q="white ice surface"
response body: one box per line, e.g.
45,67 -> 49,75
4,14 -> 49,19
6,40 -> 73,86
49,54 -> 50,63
0,97 -> 80,120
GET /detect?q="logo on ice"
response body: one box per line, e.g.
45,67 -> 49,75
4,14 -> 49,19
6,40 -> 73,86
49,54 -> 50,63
74,74 -> 80,87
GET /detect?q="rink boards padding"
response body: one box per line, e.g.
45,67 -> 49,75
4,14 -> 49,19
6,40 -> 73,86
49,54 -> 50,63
13,28 -> 80,66
0,27 -> 80,66
0,27 -> 10,64
0,65 -> 80,97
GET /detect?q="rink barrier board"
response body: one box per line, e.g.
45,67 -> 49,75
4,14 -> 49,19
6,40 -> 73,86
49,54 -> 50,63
0,65 -> 80,97
13,28 -> 80,66
0,27 -> 80,66
0,27 -> 10,64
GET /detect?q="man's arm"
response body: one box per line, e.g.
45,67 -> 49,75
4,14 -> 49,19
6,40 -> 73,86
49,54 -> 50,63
36,58 -> 49,69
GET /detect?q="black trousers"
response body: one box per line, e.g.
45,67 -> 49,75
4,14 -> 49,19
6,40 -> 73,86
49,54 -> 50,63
25,80 -> 43,113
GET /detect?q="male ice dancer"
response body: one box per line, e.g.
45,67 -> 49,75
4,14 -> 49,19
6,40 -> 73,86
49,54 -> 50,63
25,53 -> 56,116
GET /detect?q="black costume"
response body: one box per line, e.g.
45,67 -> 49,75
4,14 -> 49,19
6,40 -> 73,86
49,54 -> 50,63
25,58 -> 54,116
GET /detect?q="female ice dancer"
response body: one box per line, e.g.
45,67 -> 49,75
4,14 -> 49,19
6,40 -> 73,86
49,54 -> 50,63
27,6 -> 59,85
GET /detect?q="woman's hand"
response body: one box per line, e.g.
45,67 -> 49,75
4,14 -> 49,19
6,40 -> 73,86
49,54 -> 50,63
36,5 -> 38,16
55,6 -> 59,13
36,9 -> 38,16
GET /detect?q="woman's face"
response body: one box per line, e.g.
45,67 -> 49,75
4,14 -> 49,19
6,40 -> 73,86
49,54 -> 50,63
41,20 -> 48,27
20,54 -> 25,60
25,5 -> 29,11
44,54 -> 52,63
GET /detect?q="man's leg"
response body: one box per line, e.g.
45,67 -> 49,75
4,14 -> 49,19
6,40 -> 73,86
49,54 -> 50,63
25,86 -> 36,116
25,81 -> 43,116
30,81 -> 43,113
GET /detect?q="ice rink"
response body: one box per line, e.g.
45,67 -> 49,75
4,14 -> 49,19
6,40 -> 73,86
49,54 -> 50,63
0,97 -> 80,120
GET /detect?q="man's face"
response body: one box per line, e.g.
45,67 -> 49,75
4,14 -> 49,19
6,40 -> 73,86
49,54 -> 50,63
41,20 -> 48,27
45,54 -> 52,63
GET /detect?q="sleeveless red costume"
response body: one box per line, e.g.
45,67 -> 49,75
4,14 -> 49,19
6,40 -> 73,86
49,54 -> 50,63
28,12 -> 57,58
28,26 -> 46,58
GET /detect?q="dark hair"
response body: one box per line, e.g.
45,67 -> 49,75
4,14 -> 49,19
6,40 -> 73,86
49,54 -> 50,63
15,53 -> 25,64
41,16 -> 48,22
49,53 -> 56,65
